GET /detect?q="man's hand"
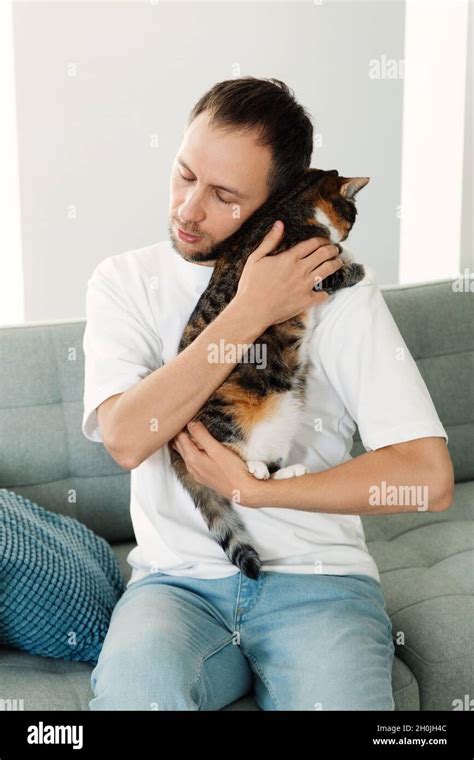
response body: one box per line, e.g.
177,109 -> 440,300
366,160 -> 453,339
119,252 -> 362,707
171,421 -> 259,506
235,220 -> 343,329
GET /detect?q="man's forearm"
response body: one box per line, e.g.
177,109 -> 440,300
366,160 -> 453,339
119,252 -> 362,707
110,298 -> 266,468
244,441 -> 451,514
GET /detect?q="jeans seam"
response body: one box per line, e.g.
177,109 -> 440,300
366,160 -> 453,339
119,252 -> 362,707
244,650 -> 280,710
189,636 -> 236,709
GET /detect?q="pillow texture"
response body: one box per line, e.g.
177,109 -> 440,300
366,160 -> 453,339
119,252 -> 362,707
0,489 -> 126,664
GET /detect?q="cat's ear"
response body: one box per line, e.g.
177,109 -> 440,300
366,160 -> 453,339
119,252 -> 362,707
340,177 -> 370,200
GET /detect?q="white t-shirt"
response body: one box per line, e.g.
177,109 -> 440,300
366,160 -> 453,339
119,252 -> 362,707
82,241 -> 448,587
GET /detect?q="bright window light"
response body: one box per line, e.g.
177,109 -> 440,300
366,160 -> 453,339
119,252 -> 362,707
399,0 -> 469,284
0,0 -> 24,326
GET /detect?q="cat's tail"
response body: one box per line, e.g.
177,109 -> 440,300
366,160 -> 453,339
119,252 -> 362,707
193,487 -> 262,580
169,446 -> 262,580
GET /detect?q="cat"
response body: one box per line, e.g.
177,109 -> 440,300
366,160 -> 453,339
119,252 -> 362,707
168,167 -> 370,580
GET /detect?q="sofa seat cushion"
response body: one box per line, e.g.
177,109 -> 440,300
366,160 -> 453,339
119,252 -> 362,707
0,646 -> 94,710
0,646 -> 416,711
363,481 -> 474,710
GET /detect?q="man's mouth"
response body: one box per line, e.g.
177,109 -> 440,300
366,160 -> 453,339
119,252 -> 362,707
176,226 -> 203,243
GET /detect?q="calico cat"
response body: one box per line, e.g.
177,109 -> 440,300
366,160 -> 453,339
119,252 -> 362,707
169,167 -> 370,579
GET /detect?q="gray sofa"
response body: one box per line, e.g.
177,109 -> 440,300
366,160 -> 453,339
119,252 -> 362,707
0,278 -> 472,711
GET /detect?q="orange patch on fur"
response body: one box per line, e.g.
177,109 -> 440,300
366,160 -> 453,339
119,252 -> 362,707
318,198 -> 340,227
218,383 -> 281,433
307,198 -> 349,242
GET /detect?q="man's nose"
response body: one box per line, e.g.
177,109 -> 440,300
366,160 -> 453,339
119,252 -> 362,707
179,188 -> 206,223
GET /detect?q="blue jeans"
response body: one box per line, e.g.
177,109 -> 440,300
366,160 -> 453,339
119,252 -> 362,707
89,570 -> 395,711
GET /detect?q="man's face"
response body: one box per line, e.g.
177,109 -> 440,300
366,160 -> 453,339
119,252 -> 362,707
168,111 -> 273,265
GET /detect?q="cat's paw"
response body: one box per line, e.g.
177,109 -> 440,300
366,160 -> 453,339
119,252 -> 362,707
246,461 -> 270,480
271,463 -> 309,479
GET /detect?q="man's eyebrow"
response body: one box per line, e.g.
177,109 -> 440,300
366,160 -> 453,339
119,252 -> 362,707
176,155 -> 248,200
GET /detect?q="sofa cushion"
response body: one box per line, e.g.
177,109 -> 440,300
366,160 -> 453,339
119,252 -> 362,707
0,489 -> 125,664
0,644 -> 418,711
362,480 -> 474,710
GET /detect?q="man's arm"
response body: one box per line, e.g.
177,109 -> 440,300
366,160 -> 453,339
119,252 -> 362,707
242,436 -> 454,513
103,298 -> 266,469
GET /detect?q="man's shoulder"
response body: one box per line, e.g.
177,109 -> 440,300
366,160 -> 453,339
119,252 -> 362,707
312,255 -> 380,332
92,240 -> 171,281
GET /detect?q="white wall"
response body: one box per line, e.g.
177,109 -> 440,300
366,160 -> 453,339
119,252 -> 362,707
461,0 -> 473,274
7,0 -> 437,321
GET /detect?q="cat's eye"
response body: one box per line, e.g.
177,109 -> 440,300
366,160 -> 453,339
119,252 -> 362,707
178,170 -> 232,205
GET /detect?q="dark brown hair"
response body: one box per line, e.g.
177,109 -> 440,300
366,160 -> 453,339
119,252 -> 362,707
186,76 -> 314,199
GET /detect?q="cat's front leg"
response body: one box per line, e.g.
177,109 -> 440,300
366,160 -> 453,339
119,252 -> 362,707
271,463 -> 309,479
246,461 -> 271,480
321,262 -> 365,293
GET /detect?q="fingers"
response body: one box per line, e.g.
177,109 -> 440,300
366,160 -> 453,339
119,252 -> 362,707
171,433 -> 184,454
308,247 -> 343,300
250,220 -> 285,260
309,260 -> 342,296
186,421 -> 217,454
173,431 -> 199,466
294,237 -> 336,260
307,250 -> 343,277
312,291 -> 331,303
302,246 -> 342,280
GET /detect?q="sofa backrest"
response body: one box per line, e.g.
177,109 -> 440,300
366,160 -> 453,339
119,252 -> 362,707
0,278 -> 472,544
0,319 -> 132,543
350,278 -> 473,484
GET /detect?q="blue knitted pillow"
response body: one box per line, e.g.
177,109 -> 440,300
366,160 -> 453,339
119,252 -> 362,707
0,489 -> 126,664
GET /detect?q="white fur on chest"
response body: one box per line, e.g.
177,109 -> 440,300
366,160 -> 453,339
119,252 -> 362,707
242,310 -> 316,465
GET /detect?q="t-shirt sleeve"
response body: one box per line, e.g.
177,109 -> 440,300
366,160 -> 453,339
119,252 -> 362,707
82,257 -> 162,443
316,280 -> 448,452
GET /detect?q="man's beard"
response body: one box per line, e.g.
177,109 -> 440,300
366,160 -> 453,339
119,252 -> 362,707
168,221 -> 218,263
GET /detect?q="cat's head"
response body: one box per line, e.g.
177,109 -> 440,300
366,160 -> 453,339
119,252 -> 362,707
297,169 -> 370,243
210,167 -> 370,267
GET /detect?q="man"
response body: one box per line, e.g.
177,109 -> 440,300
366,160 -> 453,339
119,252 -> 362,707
82,77 -> 454,711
